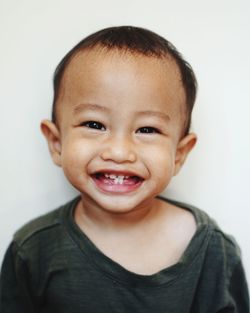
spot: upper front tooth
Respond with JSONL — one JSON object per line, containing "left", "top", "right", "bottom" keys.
{"left": 104, "top": 174, "right": 130, "bottom": 182}
{"left": 118, "top": 176, "right": 125, "bottom": 184}
{"left": 106, "top": 174, "right": 126, "bottom": 180}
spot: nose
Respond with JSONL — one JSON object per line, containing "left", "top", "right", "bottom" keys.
{"left": 100, "top": 135, "right": 137, "bottom": 163}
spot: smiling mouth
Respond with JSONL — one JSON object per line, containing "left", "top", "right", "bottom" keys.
{"left": 91, "top": 172, "right": 144, "bottom": 192}
{"left": 93, "top": 172, "right": 143, "bottom": 185}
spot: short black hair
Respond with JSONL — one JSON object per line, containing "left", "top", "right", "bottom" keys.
{"left": 52, "top": 26, "right": 197, "bottom": 135}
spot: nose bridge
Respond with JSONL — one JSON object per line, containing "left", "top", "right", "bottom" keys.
{"left": 100, "top": 132, "right": 137, "bottom": 163}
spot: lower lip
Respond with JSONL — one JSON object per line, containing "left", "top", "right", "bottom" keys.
{"left": 92, "top": 176, "right": 143, "bottom": 194}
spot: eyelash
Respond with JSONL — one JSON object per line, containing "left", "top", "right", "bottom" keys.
{"left": 81, "top": 121, "right": 106, "bottom": 131}
{"left": 80, "top": 121, "right": 161, "bottom": 134}
{"left": 137, "top": 127, "right": 160, "bottom": 134}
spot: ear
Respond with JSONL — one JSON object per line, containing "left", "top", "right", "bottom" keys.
{"left": 40, "top": 120, "right": 62, "bottom": 167}
{"left": 174, "top": 133, "right": 197, "bottom": 176}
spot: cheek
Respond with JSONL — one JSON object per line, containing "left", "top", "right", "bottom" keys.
{"left": 61, "top": 144, "right": 81, "bottom": 165}
{"left": 144, "top": 144, "right": 176, "bottom": 177}
{"left": 60, "top": 139, "right": 92, "bottom": 176}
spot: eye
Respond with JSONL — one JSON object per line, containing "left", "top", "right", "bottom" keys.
{"left": 137, "top": 127, "right": 160, "bottom": 134}
{"left": 81, "top": 121, "right": 105, "bottom": 131}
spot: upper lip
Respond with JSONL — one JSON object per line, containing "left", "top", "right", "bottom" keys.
{"left": 91, "top": 169, "right": 144, "bottom": 179}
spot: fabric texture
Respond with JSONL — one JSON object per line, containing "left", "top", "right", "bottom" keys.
{"left": 0, "top": 196, "right": 249, "bottom": 313}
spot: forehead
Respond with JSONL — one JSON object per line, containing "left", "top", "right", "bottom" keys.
{"left": 63, "top": 48, "right": 183, "bottom": 86}
{"left": 57, "top": 48, "right": 186, "bottom": 126}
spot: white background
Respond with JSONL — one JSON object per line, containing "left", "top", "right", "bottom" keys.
{"left": 0, "top": 0, "right": 249, "bottom": 285}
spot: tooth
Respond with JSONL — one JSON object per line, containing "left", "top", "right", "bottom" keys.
{"left": 103, "top": 174, "right": 127, "bottom": 184}
{"left": 118, "top": 175, "right": 124, "bottom": 184}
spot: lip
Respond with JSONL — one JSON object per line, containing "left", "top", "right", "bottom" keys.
{"left": 90, "top": 169, "right": 144, "bottom": 194}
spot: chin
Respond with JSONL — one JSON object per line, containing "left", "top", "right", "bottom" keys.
{"left": 96, "top": 199, "right": 142, "bottom": 214}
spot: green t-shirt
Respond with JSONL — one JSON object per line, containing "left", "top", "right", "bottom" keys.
{"left": 0, "top": 196, "right": 249, "bottom": 312}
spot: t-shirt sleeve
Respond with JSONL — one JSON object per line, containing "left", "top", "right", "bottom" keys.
{"left": 226, "top": 259, "right": 250, "bottom": 313}
{"left": 0, "top": 242, "right": 36, "bottom": 313}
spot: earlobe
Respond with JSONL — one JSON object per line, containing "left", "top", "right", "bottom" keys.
{"left": 174, "top": 133, "right": 197, "bottom": 176}
{"left": 40, "top": 120, "right": 62, "bottom": 167}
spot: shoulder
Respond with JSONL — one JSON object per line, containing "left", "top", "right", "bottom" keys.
{"left": 190, "top": 203, "right": 242, "bottom": 265}
{"left": 184, "top": 204, "right": 249, "bottom": 310}
{"left": 14, "top": 206, "right": 62, "bottom": 246}
{"left": 162, "top": 197, "right": 242, "bottom": 267}
{"left": 162, "top": 198, "right": 249, "bottom": 310}
{"left": 5, "top": 197, "right": 80, "bottom": 296}
{"left": 13, "top": 197, "right": 79, "bottom": 248}
{"left": 181, "top": 200, "right": 242, "bottom": 272}
{"left": 206, "top": 221, "right": 242, "bottom": 273}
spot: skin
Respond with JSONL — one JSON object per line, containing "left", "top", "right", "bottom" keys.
{"left": 41, "top": 48, "right": 197, "bottom": 274}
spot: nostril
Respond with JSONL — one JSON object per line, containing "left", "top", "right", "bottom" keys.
{"left": 100, "top": 146, "right": 137, "bottom": 163}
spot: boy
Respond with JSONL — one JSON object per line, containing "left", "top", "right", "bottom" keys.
{"left": 0, "top": 26, "right": 249, "bottom": 312}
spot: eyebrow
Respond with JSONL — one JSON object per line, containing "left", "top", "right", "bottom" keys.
{"left": 73, "top": 103, "right": 110, "bottom": 114}
{"left": 73, "top": 103, "right": 170, "bottom": 122}
{"left": 136, "top": 110, "right": 170, "bottom": 122}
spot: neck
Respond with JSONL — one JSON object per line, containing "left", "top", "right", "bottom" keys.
{"left": 74, "top": 194, "right": 164, "bottom": 233}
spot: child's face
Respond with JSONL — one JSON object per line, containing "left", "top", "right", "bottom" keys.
{"left": 42, "top": 49, "right": 196, "bottom": 214}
